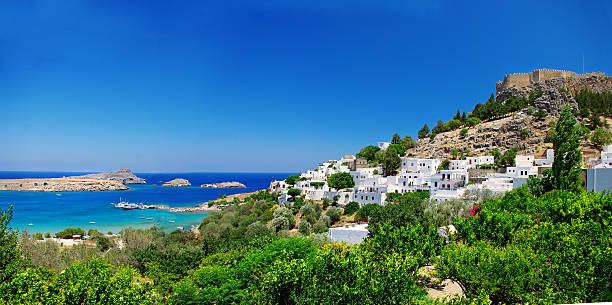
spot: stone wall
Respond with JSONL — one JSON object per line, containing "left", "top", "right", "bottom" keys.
{"left": 496, "top": 69, "right": 606, "bottom": 93}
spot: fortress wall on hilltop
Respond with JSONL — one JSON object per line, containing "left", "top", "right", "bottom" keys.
{"left": 496, "top": 69, "right": 606, "bottom": 94}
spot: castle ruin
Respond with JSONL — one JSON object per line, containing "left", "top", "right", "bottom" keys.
{"left": 496, "top": 69, "right": 605, "bottom": 95}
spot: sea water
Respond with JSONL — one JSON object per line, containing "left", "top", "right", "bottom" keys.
{"left": 0, "top": 172, "right": 292, "bottom": 234}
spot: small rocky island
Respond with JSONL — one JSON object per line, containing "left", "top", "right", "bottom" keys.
{"left": 201, "top": 181, "right": 246, "bottom": 188}
{"left": 72, "top": 168, "right": 146, "bottom": 184}
{"left": 162, "top": 178, "right": 191, "bottom": 187}
{"left": 0, "top": 178, "right": 129, "bottom": 192}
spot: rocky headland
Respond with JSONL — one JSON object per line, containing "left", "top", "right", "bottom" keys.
{"left": 72, "top": 168, "right": 146, "bottom": 184}
{"left": 162, "top": 178, "right": 191, "bottom": 187}
{"left": 200, "top": 181, "right": 246, "bottom": 188}
{"left": 0, "top": 178, "right": 129, "bottom": 192}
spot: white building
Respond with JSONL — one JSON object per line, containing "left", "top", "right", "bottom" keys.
{"left": 466, "top": 156, "right": 495, "bottom": 168}
{"left": 353, "top": 191, "right": 386, "bottom": 206}
{"left": 481, "top": 175, "right": 514, "bottom": 193}
{"left": 601, "top": 145, "right": 612, "bottom": 168}
{"left": 515, "top": 155, "right": 534, "bottom": 167}
{"left": 269, "top": 180, "right": 289, "bottom": 192}
{"left": 400, "top": 158, "right": 440, "bottom": 176}
{"left": 430, "top": 189, "right": 466, "bottom": 202}
{"left": 430, "top": 170, "right": 468, "bottom": 190}
{"left": 535, "top": 149, "right": 554, "bottom": 166}
{"left": 506, "top": 166, "right": 537, "bottom": 178}
{"left": 449, "top": 160, "right": 468, "bottom": 171}
{"left": 328, "top": 223, "right": 369, "bottom": 244}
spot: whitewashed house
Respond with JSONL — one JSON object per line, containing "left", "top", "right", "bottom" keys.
{"left": 535, "top": 149, "right": 554, "bottom": 166}
{"left": 400, "top": 158, "right": 440, "bottom": 176}
{"left": 269, "top": 180, "right": 289, "bottom": 192}
{"left": 449, "top": 160, "right": 469, "bottom": 171}
{"left": 515, "top": 155, "right": 534, "bottom": 167}
{"left": 430, "top": 188, "right": 466, "bottom": 202}
{"left": 430, "top": 170, "right": 469, "bottom": 190}
{"left": 466, "top": 156, "right": 495, "bottom": 168}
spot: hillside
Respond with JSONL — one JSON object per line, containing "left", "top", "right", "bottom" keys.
{"left": 408, "top": 70, "right": 612, "bottom": 163}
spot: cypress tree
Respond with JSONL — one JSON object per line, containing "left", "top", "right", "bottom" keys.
{"left": 418, "top": 124, "right": 430, "bottom": 139}
{"left": 551, "top": 104, "right": 583, "bottom": 192}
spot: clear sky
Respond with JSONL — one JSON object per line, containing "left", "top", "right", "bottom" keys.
{"left": 1, "top": 0, "right": 611, "bottom": 173}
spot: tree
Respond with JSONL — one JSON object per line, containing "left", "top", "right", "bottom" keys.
{"left": 465, "top": 116, "right": 481, "bottom": 127}
{"left": 432, "top": 120, "right": 445, "bottom": 134}
{"left": 450, "top": 148, "right": 459, "bottom": 160}
{"left": 590, "top": 128, "right": 612, "bottom": 149}
{"left": 356, "top": 145, "right": 380, "bottom": 162}
{"left": 453, "top": 110, "right": 461, "bottom": 121}
{"left": 0, "top": 206, "right": 24, "bottom": 295}
{"left": 382, "top": 148, "right": 401, "bottom": 176}
{"left": 438, "top": 159, "right": 450, "bottom": 170}
{"left": 550, "top": 104, "right": 583, "bottom": 192}
{"left": 402, "top": 135, "right": 417, "bottom": 149}
{"left": 418, "top": 124, "right": 430, "bottom": 139}
{"left": 287, "top": 188, "right": 301, "bottom": 201}
{"left": 460, "top": 128, "right": 468, "bottom": 137}
{"left": 461, "top": 112, "right": 467, "bottom": 122}
{"left": 327, "top": 172, "right": 355, "bottom": 190}
{"left": 284, "top": 175, "right": 300, "bottom": 186}
{"left": 387, "top": 143, "right": 406, "bottom": 156}
{"left": 343, "top": 202, "right": 359, "bottom": 215}
{"left": 391, "top": 133, "right": 402, "bottom": 144}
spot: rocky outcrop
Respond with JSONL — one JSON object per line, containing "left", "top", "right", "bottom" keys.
{"left": 0, "top": 178, "right": 129, "bottom": 192}
{"left": 407, "top": 112, "right": 601, "bottom": 164}
{"left": 73, "top": 168, "right": 146, "bottom": 184}
{"left": 201, "top": 181, "right": 246, "bottom": 188}
{"left": 162, "top": 178, "right": 191, "bottom": 187}
{"left": 496, "top": 75, "right": 612, "bottom": 116}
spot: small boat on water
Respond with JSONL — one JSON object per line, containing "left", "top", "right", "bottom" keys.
{"left": 28, "top": 223, "right": 33, "bottom": 226}
{"left": 146, "top": 217, "right": 153, "bottom": 220}
{"left": 176, "top": 226, "right": 184, "bottom": 230}
{"left": 111, "top": 197, "right": 145, "bottom": 210}
{"left": 56, "top": 194, "right": 61, "bottom": 196}
{"left": 89, "top": 222, "right": 96, "bottom": 224}
{"left": 140, "top": 217, "right": 146, "bottom": 219}
{"left": 169, "top": 220, "right": 175, "bottom": 223}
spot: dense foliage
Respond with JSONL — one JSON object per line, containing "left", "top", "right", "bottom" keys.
{"left": 437, "top": 188, "right": 612, "bottom": 304}
{"left": 327, "top": 172, "right": 355, "bottom": 189}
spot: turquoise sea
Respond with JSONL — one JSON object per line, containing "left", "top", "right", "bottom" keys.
{"left": 0, "top": 172, "right": 292, "bottom": 234}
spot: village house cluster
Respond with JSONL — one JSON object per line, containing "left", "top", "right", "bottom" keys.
{"left": 270, "top": 143, "right": 612, "bottom": 207}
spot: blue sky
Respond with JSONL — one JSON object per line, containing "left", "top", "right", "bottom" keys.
{"left": 1, "top": 0, "right": 611, "bottom": 172}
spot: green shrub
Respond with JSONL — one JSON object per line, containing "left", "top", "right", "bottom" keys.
{"left": 343, "top": 201, "right": 359, "bottom": 215}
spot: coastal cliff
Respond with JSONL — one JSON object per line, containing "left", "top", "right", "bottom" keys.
{"left": 201, "top": 181, "right": 246, "bottom": 188}
{"left": 72, "top": 168, "right": 146, "bottom": 184}
{"left": 162, "top": 178, "right": 191, "bottom": 187}
{"left": 0, "top": 178, "right": 129, "bottom": 192}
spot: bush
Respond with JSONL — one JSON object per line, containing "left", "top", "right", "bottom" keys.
{"left": 437, "top": 189, "right": 612, "bottom": 303}
{"left": 325, "top": 207, "right": 342, "bottom": 224}
{"left": 298, "top": 221, "right": 312, "bottom": 235}
{"left": 343, "top": 201, "right": 359, "bottom": 215}
{"left": 460, "top": 128, "right": 468, "bottom": 137}
{"left": 56, "top": 228, "right": 86, "bottom": 238}
{"left": 355, "top": 204, "right": 380, "bottom": 220}
{"left": 590, "top": 127, "right": 612, "bottom": 149}
{"left": 321, "top": 198, "right": 330, "bottom": 209}
{"left": 44, "top": 232, "right": 51, "bottom": 239}
{"left": 33, "top": 232, "right": 43, "bottom": 240}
